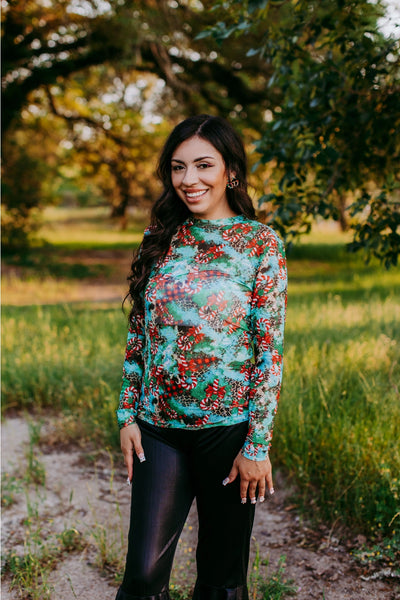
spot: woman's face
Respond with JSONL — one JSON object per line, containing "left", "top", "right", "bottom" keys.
{"left": 171, "top": 136, "right": 236, "bottom": 220}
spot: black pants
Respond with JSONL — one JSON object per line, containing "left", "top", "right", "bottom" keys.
{"left": 116, "top": 419, "right": 255, "bottom": 600}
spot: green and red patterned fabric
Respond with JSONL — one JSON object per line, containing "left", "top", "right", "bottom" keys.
{"left": 117, "top": 214, "right": 287, "bottom": 460}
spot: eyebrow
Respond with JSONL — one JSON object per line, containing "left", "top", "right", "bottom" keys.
{"left": 171, "top": 156, "right": 215, "bottom": 164}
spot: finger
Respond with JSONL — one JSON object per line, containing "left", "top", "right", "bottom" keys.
{"left": 133, "top": 440, "right": 146, "bottom": 463}
{"left": 240, "top": 478, "right": 249, "bottom": 504}
{"left": 265, "top": 463, "right": 274, "bottom": 495}
{"left": 248, "top": 481, "right": 258, "bottom": 504}
{"left": 125, "top": 450, "right": 134, "bottom": 482}
{"left": 258, "top": 477, "right": 266, "bottom": 503}
{"left": 222, "top": 463, "right": 239, "bottom": 486}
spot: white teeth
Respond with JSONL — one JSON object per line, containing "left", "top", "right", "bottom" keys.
{"left": 186, "top": 190, "right": 207, "bottom": 198}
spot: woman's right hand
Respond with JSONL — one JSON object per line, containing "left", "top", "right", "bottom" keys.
{"left": 120, "top": 423, "right": 145, "bottom": 483}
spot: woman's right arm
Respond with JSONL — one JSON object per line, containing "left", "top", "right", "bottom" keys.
{"left": 116, "top": 310, "right": 145, "bottom": 426}
{"left": 116, "top": 310, "right": 146, "bottom": 481}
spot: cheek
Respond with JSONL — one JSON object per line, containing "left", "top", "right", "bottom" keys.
{"left": 214, "top": 173, "right": 228, "bottom": 190}
{"left": 214, "top": 167, "right": 228, "bottom": 187}
{"left": 201, "top": 171, "right": 225, "bottom": 187}
{"left": 171, "top": 173, "right": 181, "bottom": 189}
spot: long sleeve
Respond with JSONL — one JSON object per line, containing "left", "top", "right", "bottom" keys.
{"left": 116, "top": 309, "right": 145, "bottom": 429}
{"left": 241, "top": 235, "right": 287, "bottom": 460}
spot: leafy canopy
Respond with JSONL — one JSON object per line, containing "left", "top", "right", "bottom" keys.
{"left": 200, "top": 0, "right": 400, "bottom": 266}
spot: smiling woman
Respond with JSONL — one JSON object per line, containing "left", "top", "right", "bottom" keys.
{"left": 170, "top": 137, "right": 237, "bottom": 220}
{"left": 115, "top": 115, "right": 287, "bottom": 600}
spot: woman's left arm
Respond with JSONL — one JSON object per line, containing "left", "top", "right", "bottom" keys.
{"left": 223, "top": 232, "right": 287, "bottom": 501}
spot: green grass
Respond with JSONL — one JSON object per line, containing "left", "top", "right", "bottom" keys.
{"left": 1, "top": 303, "right": 125, "bottom": 449}
{"left": 1, "top": 423, "right": 86, "bottom": 599}
{"left": 249, "top": 550, "right": 296, "bottom": 600}
{"left": 276, "top": 238, "right": 400, "bottom": 546}
{"left": 277, "top": 292, "right": 399, "bottom": 534}
{"left": 1, "top": 425, "right": 123, "bottom": 597}
{"left": 2, "top": 211, "right": 400, "bottom": 551}
{"left": 3, "top": 496, "right": 86, "bottom": 599}
{"left": 168, "top": 552, "right": 296, "bottom": 600}
{"left": 37, "top": 205, "right": 147, "bottom": 249}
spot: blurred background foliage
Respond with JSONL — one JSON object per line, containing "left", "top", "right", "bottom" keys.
{"left": 2, "top": 0, "right": 399, "bottom": 263}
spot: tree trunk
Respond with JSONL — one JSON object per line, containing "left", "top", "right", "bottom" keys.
{"left": 108, "top": 163, "right": 131, "bottom": 230}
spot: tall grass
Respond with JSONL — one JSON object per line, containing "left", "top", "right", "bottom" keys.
{"left": 1, "top": 303, "right": 126, "bottom": 449}
{"left": 277, "top": 291, "right": 399, "bottom": 536}
{"left": 277, "top": 238, "right": 400, "bottom": 538}
{"left": 2, "top": 222, "right": 400, "bottom": 541}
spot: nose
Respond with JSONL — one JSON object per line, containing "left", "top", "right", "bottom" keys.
{"left": 182, "top": 165, "right": 199, "bottom": 186}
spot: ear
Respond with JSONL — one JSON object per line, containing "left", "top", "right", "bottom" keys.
{"left": 226, "top": 171, "right": 236, "bottom": 185}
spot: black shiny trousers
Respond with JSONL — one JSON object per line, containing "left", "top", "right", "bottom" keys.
{"left": 115, "top": 419, "right": 255, "bottom": 600}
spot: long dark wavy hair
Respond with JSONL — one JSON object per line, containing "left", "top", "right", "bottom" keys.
{"left": 125, "top": 114, "right": 256, "bottom": 320}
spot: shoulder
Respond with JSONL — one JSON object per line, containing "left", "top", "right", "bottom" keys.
{"left": 143, "top": 225, "right": 157, "bottom": 237}
{"left": 246, "top": 219, "right": 282, "bottom": 240}
{"left": 241, "top": 218, "right": 285, "bottom": 254}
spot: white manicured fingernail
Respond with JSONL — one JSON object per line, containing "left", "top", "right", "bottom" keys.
{"left": 241, "top": 498, "right": 247, "bottom": 504}
{"left": 138, "top": 453, "right": 146, "bottom": 463}
{"left": 269, "top": 487, "right": 275, "bottom": 495}
{"left": 259, "top": 496, "right": 265, "bottom": 503}
{"left": 250, "top": 497, "right": 257, "bottom": 504}
{"left": 126, "top": 477, "right": 131, "bottom": 486}
{"left": 222, "top": 478, "right": 230, "bottom": 486}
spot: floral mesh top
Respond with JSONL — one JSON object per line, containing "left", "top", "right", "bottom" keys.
{"left": 117, "top": 214, "right": 287, "bottom": 460}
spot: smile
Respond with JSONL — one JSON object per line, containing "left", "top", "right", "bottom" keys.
{"left": 185, "top": 190, "right": 208, "bottom": 199}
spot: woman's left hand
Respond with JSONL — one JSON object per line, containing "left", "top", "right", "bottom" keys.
{"left": 222, "top": 452, "right": 274, "bottom": 503}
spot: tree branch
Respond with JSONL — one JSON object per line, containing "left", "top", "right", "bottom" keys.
{"left": 44, "top": 86, "right": 127, "bottom": 146}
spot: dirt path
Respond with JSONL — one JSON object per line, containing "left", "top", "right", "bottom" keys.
{"left": 1, "top": 416, "right": 398, "bottom": 600}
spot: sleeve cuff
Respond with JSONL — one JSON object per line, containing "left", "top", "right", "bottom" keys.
{"left": 241, "top": 440, "right": 270, "bottom": 461}
{"left": 116, "top": 409, "right": 137, "bottom": 429}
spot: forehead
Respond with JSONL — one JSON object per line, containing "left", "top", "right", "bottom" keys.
{"left": 172, "top": 136, "right": 224, "bottom": 162}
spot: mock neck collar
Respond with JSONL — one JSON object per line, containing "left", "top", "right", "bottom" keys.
{"left": 185, "top": 214, "right": 247, "bottom": 228}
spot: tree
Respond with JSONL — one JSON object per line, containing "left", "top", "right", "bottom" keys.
{"left": 2, "top": 0, "right": 133, "bottom": 134}
{"left": 1, "top": 0, "right": 275, "bottom": 135}
{"left": 2, "top": 0, "right": 276, "bottom": 249}
{"left": 43, "top": 68, "right": 172, "bottom": 224}
{"left": 201, "top": 0, "right": 400, "bottom": 266}
{"left": 2, "top": 136, "right": 47, "bottom": 253}
{"left": 4, "top": 0, "right": 399, "bottom": 263}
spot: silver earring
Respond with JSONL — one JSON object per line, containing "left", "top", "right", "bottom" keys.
{"left": 227, "top": 177, "right": 239, "bottom": 189}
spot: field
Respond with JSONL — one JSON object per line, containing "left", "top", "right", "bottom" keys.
{"left": 2, "top": 207, "right": 400, "bottom": 598}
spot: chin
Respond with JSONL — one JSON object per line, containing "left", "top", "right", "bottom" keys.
{"left": 186, "top": 205, "right": 209, "bottom": 216}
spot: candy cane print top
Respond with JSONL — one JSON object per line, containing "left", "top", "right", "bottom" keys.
{"left": 117, "top": 214, "right": 287, "bottom": 460}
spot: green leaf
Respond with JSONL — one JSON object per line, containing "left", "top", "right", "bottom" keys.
{"left": 246, "top": 47, "right": 261, "bottom": 57}
{"left": 248, "top": 0, "right": 269, "bottom": 15}
{"left": 194, "top": 29, "right": 213, "bottom": 41}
